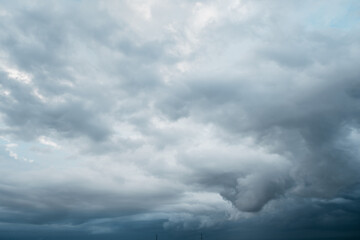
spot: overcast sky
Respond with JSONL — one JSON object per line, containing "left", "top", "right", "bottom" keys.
{"left": 0, "top": 0, "right": 360, "bottom": 239}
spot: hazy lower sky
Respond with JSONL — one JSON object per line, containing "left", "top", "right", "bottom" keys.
{"left": 1, "top": 0, "right": 360, "bottom": 239}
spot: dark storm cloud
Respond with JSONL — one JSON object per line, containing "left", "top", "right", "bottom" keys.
{"left": 154, "top": 9, "right": 360, "bottom": 210}
{"left": 0, "top": 0, "right": 360, "bottom": 239}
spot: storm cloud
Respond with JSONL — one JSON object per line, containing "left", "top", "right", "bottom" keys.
{"left": 1, "top": 0, "right": 360, "bottom": 239}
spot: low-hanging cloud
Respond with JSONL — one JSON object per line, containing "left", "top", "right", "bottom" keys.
{"left": 0, "top": 0, "right": 360, "bottom": 239}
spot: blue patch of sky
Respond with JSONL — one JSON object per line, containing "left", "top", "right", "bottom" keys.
{"left": 304, "top": 1, "right": 360, "bottom": 30}
{"left": 0, "top": 137, "right": 74, "bottom": 169}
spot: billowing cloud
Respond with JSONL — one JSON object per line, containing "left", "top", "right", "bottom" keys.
{"left": 1, "top": 0, "right": 360, "bottom": 239}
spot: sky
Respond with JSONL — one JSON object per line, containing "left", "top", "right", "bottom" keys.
{"left": 0, "top": 0, "right": 360, "bottom": 239}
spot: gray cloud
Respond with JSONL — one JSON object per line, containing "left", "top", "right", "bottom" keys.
{"left": 0, "top": 0, "right": 360, "bottom": 239}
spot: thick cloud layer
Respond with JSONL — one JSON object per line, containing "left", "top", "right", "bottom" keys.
{"left": 1, "top": 0, "right": 360, "bottom": 239}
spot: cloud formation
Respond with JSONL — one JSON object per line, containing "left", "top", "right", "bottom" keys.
{"left": 0, "top": 0, "right": 360, "bottom": 239}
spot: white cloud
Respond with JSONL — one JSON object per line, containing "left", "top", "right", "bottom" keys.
{"left": 0, "top": 64, "right": 32, "bottom": 84}
{"left": 38, "top": 136, "right": 60, "bottom": 149}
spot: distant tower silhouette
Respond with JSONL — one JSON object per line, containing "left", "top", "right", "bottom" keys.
{"left": 201, "top": 232, "right": 203, "bottom": 240}
{"left": 156, "top": 234, "right": 158, "bottom": 240}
